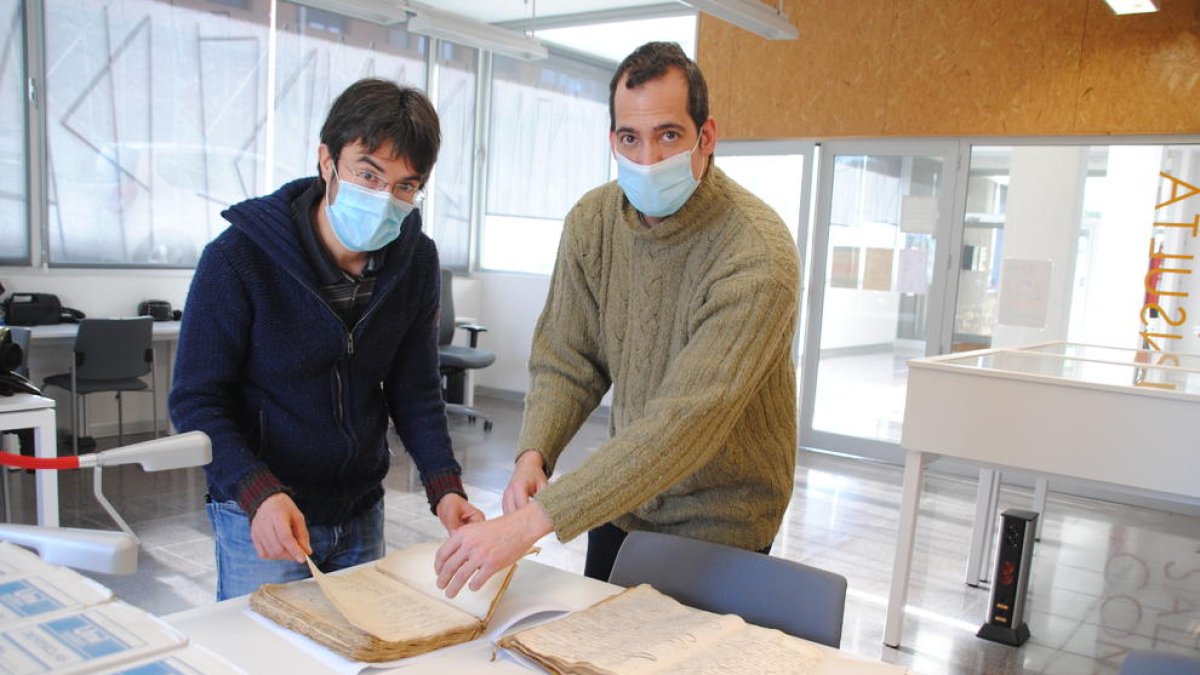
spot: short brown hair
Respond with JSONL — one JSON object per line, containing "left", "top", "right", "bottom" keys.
{"left": 609, "top": 42, "right": 708, "bottom": 132}
{"left": 316, "top": 78, "right": 440, "bottom": 190}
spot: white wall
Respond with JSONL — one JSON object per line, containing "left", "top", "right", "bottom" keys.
{"left": 1073, "top": 146, "right": 1162, "bottom": 349}
{"left": 3, "top": 268, "right": 194, "bottom": 437}
{"left": 468, "top": 271, "right": 548, "bottom": 396}
{"left": 992, "top": 147, "right": 1088, "bottom": 347}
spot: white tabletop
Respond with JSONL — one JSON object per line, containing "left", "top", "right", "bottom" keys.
{"left": 0, "top": 392, "right": 56, "bottom": 414}
{"left": 28, "top": 320, "right": 182, "bottom": 345}
{"left": 167, "top": 559, "right": 905, "bottom": 674}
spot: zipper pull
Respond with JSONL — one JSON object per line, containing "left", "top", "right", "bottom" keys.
{"left": 347, "top": 332, "right": 355, "bottom": 355}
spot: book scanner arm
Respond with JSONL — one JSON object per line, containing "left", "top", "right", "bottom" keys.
{"left": 0, "top": 431, "right": 211, "bottom": 574}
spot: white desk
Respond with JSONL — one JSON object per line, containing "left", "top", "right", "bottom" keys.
{"left": 884, "top": 342, "right": 1200, "bottom": 647}
{"left": 169, "top": 560, "right": 906, "bottom": 674}
{"left": 28, "top": 320, "right": 182, "bottom": 346}
{"left": 0, "top": 393, "right": 58, "bottom": 527}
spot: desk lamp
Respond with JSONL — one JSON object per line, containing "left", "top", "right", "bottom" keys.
{"left": 0, "top": 431, "right": 211, "bottom": 574}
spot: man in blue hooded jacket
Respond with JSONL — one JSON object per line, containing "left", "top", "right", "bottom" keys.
{"left": 170, "top": 79, "right": 482, "bottom": 600}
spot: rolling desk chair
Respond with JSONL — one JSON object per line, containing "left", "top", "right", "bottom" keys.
{"left": 438, "top": 269, "right": 495, "bottom": 431}
{"left": 608, "top": 530, "right": 849, "bottom": 648}
{"left": 42, "top": 317, "right": 157, "bottom": 455}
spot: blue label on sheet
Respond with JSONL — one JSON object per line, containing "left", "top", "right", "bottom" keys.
{"left": 0, "top": 580, "right": 64, "bottom": 618}
{"left": 117, "top": 662, "right": 185, "bottom": 675}
{"left": 43, "top": 614, "right": 129, "bottom": 658}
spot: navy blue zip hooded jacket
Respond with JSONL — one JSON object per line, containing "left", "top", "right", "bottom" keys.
{"left": 169, "top": 178, "right": 463, "bottom": 525}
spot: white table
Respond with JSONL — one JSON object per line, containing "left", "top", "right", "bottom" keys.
{"left": 27, "top": 320, "right": 182, "bottom": 346}
{"left": 0, "top": 393, "right": 58, "bottom": 527}
{"left": 168, "top": 559, "right": 906, "bottom": 674}
{"left": 884, "top": 342, "right": 1200, "bottom": 647}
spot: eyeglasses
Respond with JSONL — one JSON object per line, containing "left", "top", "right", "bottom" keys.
{"left": 336, "top": 164, "right": 424, "bottom": 203}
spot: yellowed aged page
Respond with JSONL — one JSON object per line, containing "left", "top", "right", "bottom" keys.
{"left": 307, "top": 558, "right": 477, "bottom": 643}
{"left": 501, "top": 584, "right": 744, "bottom": 675}
{"left": 374, "top": 541, "right": 519, "bottom": 622}
{"left": 658, "top": 623, "right": 823, "bottom": 674}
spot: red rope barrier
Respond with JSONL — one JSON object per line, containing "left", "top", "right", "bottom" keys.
{"left": 0, "top": 452, "right": 80, "bottom": 470}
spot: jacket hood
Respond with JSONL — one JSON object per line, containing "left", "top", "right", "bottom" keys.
{"left": 220, "top": 177, "right": 426, "bottom": 288}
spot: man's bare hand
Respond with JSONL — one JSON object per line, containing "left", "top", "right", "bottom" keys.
{"left": 434, "top": 501, "right": 554, "bottom": 598}
{"left": 502, "top": 450, "right": 548, "bottom": 514}
{"left": 250, "top": 493, "right": 311, "bottom": 563}
{"left": 436, "top": 493, "right": 485, "bottom": 532}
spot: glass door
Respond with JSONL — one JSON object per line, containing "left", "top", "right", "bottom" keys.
{"left": 800, "top": 140, "right": 961, "bottom": 461}
{"left": 715, "top": 140, "right": 816, "bottom": 401}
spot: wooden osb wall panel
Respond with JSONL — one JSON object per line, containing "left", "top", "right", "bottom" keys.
{"left": 697, "top": 0, "right": 1200, "bottom": 139}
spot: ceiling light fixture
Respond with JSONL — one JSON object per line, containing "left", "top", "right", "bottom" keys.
{"left": 683, "top": 0, "right": 799, "bottom": 40}
{"left": 406, "top": 5, "right": 548, "bottom": 61}
{"left": 294, "top": 0, "right": 408, "bottom": 25}
{"left": 1103, "top": 0, "right": 1159, "bottom": 14}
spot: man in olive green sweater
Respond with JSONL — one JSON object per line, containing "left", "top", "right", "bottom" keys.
{"left": 435, "top": 42, "right": 799, "bottom": 596}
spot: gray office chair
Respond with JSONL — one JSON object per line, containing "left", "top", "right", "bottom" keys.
{"left": 42, "top": 317, "right": 157, "bottom": 455}
{"left": 8, "top": 326, "right": 31, "bottom": 378}
{"left": 608, "top": 530, "right": 849, "bottom": 648}
{"left": 1120, "top": 650, "right": 1200, "bottom": 675}
{"left": 437, "top": 269, "right": 495, "bottom": 431}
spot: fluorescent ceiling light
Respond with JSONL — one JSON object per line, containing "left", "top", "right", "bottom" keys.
{"left": 407, "top": 5, "right": 549, "bottom": 61}
{"left": 292, "top": 0, "right": 408, "bottom": 25}
{"left": 683, "top": 0, "right": 798, "bottom": 40}
{"left": 1103, "top": 0, "right": 1159, "bottom": 14}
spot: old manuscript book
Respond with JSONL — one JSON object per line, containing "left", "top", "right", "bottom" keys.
{"left": 249, "top": 541, "right": 520, "bottom": 663}
{"left": 500, "top": 584, "right": 824, "bottom": 675}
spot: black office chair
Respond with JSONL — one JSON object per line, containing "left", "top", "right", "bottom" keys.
{"left": 608, "top": 530, "right": 849, "bottom": 648}
{"left": 42, "top": 317, "right": 158, "bottom": 455}
{"left": 437, "top": 269, "right": 495, "bottom": 431}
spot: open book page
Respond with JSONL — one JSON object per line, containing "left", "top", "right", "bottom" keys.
{"left": 373, "top": 541, "right": 520, "bottom": 623}
{"left": 0, "top": 600, "right": 186, "bottom": 675}
{"left": 0, "top": 567, "right": 113, "bottom": 627}
{"left": 657, "top": 622, "right": 823, "bottom": 675}
{"left": 305, "top": 557, "right": 478, "bottom": 643}
{"left": 500, "top": 584, "right": 744, "bottom": 675}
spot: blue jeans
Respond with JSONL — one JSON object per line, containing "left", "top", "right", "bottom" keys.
{"left": 206, "top": 497, "right": 385, "bottom": 600}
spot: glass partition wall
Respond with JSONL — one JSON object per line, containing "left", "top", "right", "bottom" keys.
{"left": 800, "top": 139, "right": 1200, "bottom": 464}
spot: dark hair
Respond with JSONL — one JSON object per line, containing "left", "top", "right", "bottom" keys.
{"left": 608, "top": 42, "right": 708, "bottom": 132}
{"left": 316, "top": 78, "right": 440, "bottom": 191}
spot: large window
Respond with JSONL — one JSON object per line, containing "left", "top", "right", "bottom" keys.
{"left": 479, "top": 53, "right": 611, "bottom": 275}
{"left": 1, "top": 0, "right": 27, "bottom": 264}
{"left": 429, "top": 40, "right": 476, "bottom": 271}
{"left": 43, "top": 0, "right": 270, "bottom": 266}
{"left": 273, "top": 2, "right": 427, "bottom": 186}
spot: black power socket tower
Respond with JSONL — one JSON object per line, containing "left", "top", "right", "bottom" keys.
{"left": 977, "top": 508, "right": 1039, "bottom": 646}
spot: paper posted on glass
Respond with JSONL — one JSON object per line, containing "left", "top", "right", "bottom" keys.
{"left": 998, "top": 259, "right": 1053, "bottom": 328}
{"left": 249, "top": 541, "right": 549, "bottom": 667}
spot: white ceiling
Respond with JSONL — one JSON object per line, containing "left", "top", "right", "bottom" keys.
{"left": 423, "top": 0, "right": 685, "bottom": 25}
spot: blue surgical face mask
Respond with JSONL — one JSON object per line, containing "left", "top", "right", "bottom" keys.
{"left": 614, "top": 137, "right": 702, "bottom": 218}
{"left": 324, "top": 165, "right": 413, "bottom": 252}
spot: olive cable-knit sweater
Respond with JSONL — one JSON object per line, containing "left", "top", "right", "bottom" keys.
{"left": 519, "top": 166, "right": 801, "bottom": 550}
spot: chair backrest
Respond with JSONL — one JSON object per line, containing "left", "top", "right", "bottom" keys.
{"left": 8, "top": 326, "right": 31, "bottom": 378}
{"left": 73, "top": 317, "right": 154, "bottom": 381}
{"left": 1120, "top": 650, "right": 1200, "bottom": 675}
{"left": 438, "top": 268, "right": 456, "bottom": 347}
{"left": 608, "top": 530, "right": 848, "bottom": 648}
